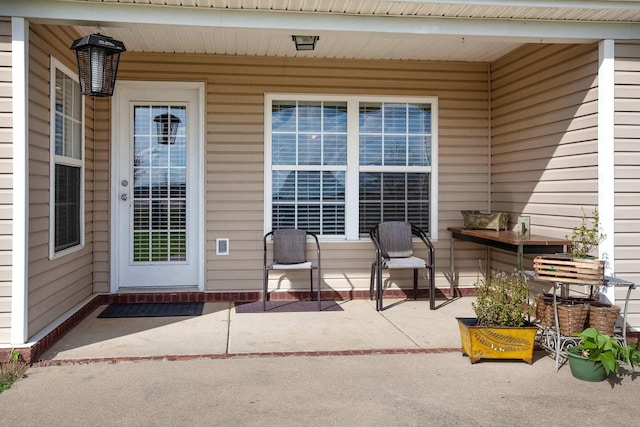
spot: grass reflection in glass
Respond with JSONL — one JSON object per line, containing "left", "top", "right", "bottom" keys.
{"left": 133, "top": 231, "right": 186, "bottom": 262}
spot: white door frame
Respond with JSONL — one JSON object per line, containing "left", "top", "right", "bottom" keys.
{"left": 110, "top": 81, "right": 205, "bottom": 292}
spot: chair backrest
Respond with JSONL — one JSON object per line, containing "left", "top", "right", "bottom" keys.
{"left": 378, "top": 222, "right": 413, "bottom": 258}
{"left": 272, "top": 229, "right": 308, "bottom": 264}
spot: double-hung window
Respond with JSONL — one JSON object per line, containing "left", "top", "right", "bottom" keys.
{"left": 265, "top": 94, "right": 437, "bottom": 240}
{"left": 50, "top": 58, "right": 84, "bottom": 257}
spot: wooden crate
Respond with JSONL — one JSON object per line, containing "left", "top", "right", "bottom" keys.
{"left": 533, "top": 255, "right": 604, "bottom": 285}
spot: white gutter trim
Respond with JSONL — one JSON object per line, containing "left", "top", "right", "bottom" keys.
{"left": 10, "top": 17, "right": 29, "bottom": 345}
{"left": 598, "top": 39, "right": 615, "bottom": 303}
{"left": 4, "top": 1, "right": 640, "bottom": 41}
{"left": 388, "top": 0, "right": 640, "bottom": 9}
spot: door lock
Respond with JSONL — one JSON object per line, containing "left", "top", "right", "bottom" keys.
{"left": 120, "top": 194, "right": 128, "bottom": 201}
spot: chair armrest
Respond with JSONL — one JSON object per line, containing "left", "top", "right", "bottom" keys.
{"left": 369, "top": 226, "right": 384, "bottom": 261}
{"left": 263, "top": 231, "right": 274, "bottom": 267}
{"left": 411, "top": 224, "right": 435, "bottom": 266}
{"left": 306, "top": 231, "right": 321, "bottom": 269}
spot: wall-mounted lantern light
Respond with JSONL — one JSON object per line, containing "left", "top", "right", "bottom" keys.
{"left": 292, "top": 35, "right": 319, "bottom": 51}
{"left": 154, "top": 113, "right": 181, "bottom": 145}
{"left": 70, "top": 33, "right": 126, "bottom": 97}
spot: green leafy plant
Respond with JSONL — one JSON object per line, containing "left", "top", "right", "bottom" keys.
{"left": 572, "top": 327, "right": 640, "bottom": 376}
{"left": 472, "top": 272, "right": 534, "bottom": 327}
{"left": 566, "top": 209, "right": 606, "bottom": 258}
{"left": 0, "top": 350, "right": 28, "bottom": 393}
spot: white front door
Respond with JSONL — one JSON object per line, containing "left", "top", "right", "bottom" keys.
{"left": 112, "top": 82, "right": 203, "bottom": 289}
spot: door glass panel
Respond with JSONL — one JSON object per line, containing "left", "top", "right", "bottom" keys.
{"left": 132, "top": 105, "right": 187, "bottom": 262}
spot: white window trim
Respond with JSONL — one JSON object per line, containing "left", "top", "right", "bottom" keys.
{"left": 264, "top": 93, "right": 439, "bottom": 241}
{"left": 49, "top": 56, "right": 85, "bottom": 259}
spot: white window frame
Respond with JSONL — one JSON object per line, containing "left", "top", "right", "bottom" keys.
{"left": 264, "top": 93, "right": 438, "bottom": 241}
{"left": 49, "top": 57, "right": 85, "bottom": 259}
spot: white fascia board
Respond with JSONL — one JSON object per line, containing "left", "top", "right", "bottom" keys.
{"left": 4, "top": 0, "right": 640, "bottom": 41}
{"left": 390, "top": 0, "right": 640, "bottom": 9}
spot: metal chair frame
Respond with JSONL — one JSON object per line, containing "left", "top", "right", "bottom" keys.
{"left": 370, "top": 222, "right": 436, "bottom": 311}
{"left": 263, "top": 229, "right": 321, "bottom": 311}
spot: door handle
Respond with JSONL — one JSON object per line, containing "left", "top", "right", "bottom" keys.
{"left": 120, "top": 194, "right": 129, "bottom": 201}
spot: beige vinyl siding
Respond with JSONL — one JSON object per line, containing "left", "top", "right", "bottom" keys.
{"left": 27, "top": 24, "right": 94, "bottom": 337}
{"left": 614, "top": 41, "right": 640, "bottom": 331}
{"left": 91, "top": 97, "right": 110, "bottom": 293}
{"left": 0, "top": 18, "right": 12, "bottom": 343}
{"left": 489, "top": 43, "right": 599, "bottom": 277}
{"left": 101, "top": 53, "right": 491, "bottom": 293}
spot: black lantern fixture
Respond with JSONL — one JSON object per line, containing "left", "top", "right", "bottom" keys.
{"left": 70, "top": 33, "right": 126, "bottom": 97}
{"left": 154, "top": 113, "right": 181, "bottom": 145}
{"left": 292, "top": 35, "right": 319, "bottom": 51}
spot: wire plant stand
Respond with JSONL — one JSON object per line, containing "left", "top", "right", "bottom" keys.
{"left": 534, "top": 276, "right": 636, "bottom": 372}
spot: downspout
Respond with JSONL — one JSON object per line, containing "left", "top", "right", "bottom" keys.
{"left": 11, "top": 17, "right": 29, "bottom": 345}
{"left": 486, "top": 64, "right": 492, "bottom": 276}
{"left": 92, "top": 99, "right": 96, "bottom": 293}
{"left": 598, "top": 40, "right": 616, "bottom": 303}
{"left": 487, "top": 64, "right": 492, "bottom": 212}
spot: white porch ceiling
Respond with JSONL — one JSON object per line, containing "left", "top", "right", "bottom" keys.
{"left": 9, "top": 0, "right": 640, "bottom": 62}
{"left": 72, "top": 25, "right": 528, "bottom": 62}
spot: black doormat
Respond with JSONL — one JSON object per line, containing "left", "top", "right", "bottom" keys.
{"left": 98, "top": 302, "right": 204, "bottom": 318}
{"left": 235, "top": 301, "right": 343, "bottom": 313}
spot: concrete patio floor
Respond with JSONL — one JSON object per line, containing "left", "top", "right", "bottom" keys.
{"left": 39, "top": 297, "right": 473, "bottom": 363}
{"left": 6, "top": 296, "right": 640, "bottom": 426}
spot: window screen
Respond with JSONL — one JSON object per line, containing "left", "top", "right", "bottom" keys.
{"left": 54, "top": 164, "right": 81, "bottom": 251}
{"left": 271, "top": 101, "right": 347, "bottom": 234}
{"left": 51, "top": 60, "right": 83, "bottom": 256}
{"left": 358, "top": 103, "right": 431, "bottom": 235}
{"left": 268, "top": 97, "right": 435, "bottom": 239}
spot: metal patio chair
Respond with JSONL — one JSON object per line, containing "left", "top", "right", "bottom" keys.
{"left": 263, "top": 229, "right": 321, "bottom": 311}
{"left": 370, "top": 222, "right": 435, "bottom": 311}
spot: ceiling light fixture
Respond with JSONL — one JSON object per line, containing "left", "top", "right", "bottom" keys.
{"left": 292, "top": 35, "right": 319, "bottom": 51}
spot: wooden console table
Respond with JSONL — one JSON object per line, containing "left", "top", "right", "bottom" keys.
{"left": 448, "top": 227, "right": 569, "bottom": 283}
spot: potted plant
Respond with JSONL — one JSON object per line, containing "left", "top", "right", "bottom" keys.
{"left": 457, "top": 271, "right": 537, "bottom": 364}
{"left": 566, "top": 327, "right": 640, "bottom": 382}
{"left": 566, "top": 209, "right": 606, "bottom": 259}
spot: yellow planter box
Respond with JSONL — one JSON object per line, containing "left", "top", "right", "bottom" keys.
{"left": 457, "top": 318, "right": 538, "bottom": 364}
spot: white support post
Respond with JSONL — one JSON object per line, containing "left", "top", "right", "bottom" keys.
{"left": 11, "top": 17, "right": 29, "bottom": 345}
{"left": 598, "top": 39, "right": 615, "bottom": 304}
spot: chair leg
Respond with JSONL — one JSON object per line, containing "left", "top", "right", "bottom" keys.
{"left": 263, "top": 269, "right": 268, "bottom": 312}
{"left": 413, "top": 269, "right": 418, "bottom": 300}
{"left": 370, "top": 262, "right": 376, "bottom": 300}
{"left": 429, "top": 266, "right": 435, "bottom": 310}
{"left": 316, "top": 267, "right": 321, "bottom": 311}
{"left": 376, "top": 263, "right": 383, "bottom": 311}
